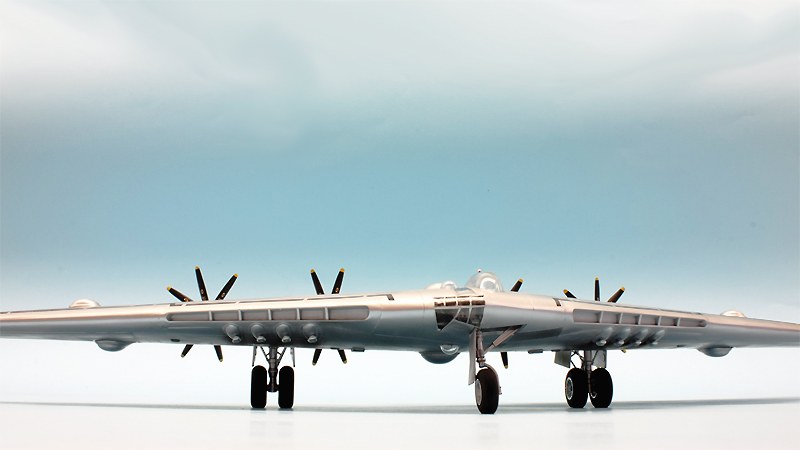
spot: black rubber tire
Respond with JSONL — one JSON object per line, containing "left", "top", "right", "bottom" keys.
{"left": 590, "top": 368, "right": 613, "bottom": 408}
{"left": 278, "top": 366, "right": 295, "bottom": 409}
{"left": 250, "top": 365, "right": 268, "bottom": 409}
{"left": 475, "top": 368, "right": 500, "bottom": 414}
{"left": 565, "top": 368, "right": 588, "bottom": 408}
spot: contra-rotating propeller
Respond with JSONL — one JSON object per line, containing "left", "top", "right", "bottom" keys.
{"left": 167, "top": 266, "right": 238, "bottom": 362}
{"left": 563, "top": 277, "right": 624, "bottom": 303}
{"left": 310, "top": 268, "right": 348, "bottom": 365}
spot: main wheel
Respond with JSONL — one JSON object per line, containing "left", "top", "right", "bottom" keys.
{"left": 251, "top": 365, "right": 268, "bottom": 409}
{"left": 475, "top": 368, "right": 500, "bottom": 414}
{"left": 278, "top": 366, "right": 295, "bottom": 409}
{"left": 589, "top": 368, "right": 613, "bottom": 408}
{"left": 565, "top": 368, "right": 588, "bottom": 408}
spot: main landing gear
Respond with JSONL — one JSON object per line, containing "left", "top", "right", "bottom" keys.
{"left": 250, "top": 346, "right": 295, "bottom": 409}
{"left": 564, "top": 350, "right": 613, "bottom": 409}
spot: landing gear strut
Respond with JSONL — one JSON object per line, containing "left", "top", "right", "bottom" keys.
{"left": 563, "top": 350, "right": 613, "bottom": 409}
{"left": 250, "top": 346, "right": 295, "bottom": 409}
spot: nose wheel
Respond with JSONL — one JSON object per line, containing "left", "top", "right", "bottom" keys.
{"left": 475, "top": 368, "right": 500, "bottom": 414}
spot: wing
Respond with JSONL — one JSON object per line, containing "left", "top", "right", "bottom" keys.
{"left": 2, "top": 292, "right": 798, "bottom": 357}
{"left": 493, "top": 295, "right": 800, "bottom": 354}
{"left": 0, "top": 296, "right": 388, "bottom": 352}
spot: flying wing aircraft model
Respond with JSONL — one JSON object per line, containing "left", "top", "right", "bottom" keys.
{"left": 1, "top": 267, "right": 798, "bottom": 414}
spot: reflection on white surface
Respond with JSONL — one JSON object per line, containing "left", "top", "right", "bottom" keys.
{"left": 1, "top": 399, "right": 798, "bottom": 450}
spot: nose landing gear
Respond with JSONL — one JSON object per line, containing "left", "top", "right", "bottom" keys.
{"left": 469, "top": 329, "right": 501, "bottom": 414}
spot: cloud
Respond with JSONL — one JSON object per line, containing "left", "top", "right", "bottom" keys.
{"left": 4, "top": 2, "right": 796, "bottom": 99}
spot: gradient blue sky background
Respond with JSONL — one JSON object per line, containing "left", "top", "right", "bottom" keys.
{"left": 2, "top": 1, "right": 797, "bottom": 314}
{"left": 0, "top": 1, "right": 798, "bottom": 406}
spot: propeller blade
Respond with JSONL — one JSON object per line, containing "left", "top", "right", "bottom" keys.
{"left": 312, "top": 348, "right": 322, "bottom": 365}
{"left": 608, "top": 287, "right": 625, "bottom": 303}
{"left": 180, "top": 344, "right": 194, "bottom": 358}
{"left": 167, "top": 286, "right": 193, "bottom": 303}
{"left": 214, "top": 345, "right": 223, "bottom": 362}
{"left": 510, "top": 279, "right": 523, "bottom": 292}
{"left": 215, "top": 274, "right": 238, "bottom": 300}
{"left": 563, "top": 289, "right": 576, "bottom": 299}
{"left": 310, "top": 269, "right": 325, "bottom": 295}
{"left": 501, "top": 351, "right": 509, "bottom": 369}
{"left": 337, "top": 349, "right": 348, "bottom": 364}
{"left": 331, "top": 268, "right": 345, "bottom": 295}
{"left": 594, "top": 277, "right": 600, "bottom": 301}
{"left": 195, "top": 266, "right": 209, "bottom": 301}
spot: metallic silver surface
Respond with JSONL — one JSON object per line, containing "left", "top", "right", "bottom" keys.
{"left": 1, "top": 276, "right": 798, "bottom": 357}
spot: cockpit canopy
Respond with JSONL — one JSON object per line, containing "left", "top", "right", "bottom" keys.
{"left": 465, "top": 270, "right": 504, "bottom": 292}
{"left": 426, "top": 270, "right": 505, "bottom": 292}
